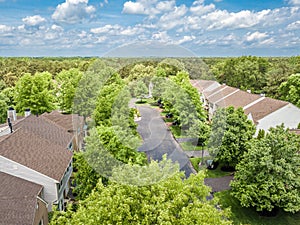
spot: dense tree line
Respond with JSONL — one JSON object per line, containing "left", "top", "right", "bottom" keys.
{"left": 50, "top": 158, "right": 232, "bottom": 225}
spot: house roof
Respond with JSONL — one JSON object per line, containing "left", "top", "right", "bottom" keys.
{"left": 204, "top": 85, "right": 226, "bottom": 98}
{"left": 244, "top": 98, "right": 289, "bottom": 123}
{"left": 216, "top": 90, "right": 262, "bottom": 108}
{"left": 41, "top": 110, "right": 84, "bottom": 132}
{"left": 290, "top": 129, "right": 300, "bottom": 135}
{"left": 0, "top": 115, "right": 73, "bottom": 181}
{"left": 0, "top": 172, "right": 43, "bottom": 225}
{"left": 207, "top": 86, "right": 238, "bottom": 103}
{"left": 190, "top": 80, "right": 220, "bottom": 92}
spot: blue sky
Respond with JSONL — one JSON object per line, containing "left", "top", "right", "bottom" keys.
{"left": 0, "top": 0, "right": 300, "bottom": 56}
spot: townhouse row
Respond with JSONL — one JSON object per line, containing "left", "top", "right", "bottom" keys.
{"left": 0, "top": 109, "right": 85, "bottom": 225}
{"left": 191, "top": 80, "right": 300, "bottom": 135}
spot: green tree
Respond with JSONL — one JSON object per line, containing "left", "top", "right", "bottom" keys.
{"left": 133, "top": 80, "right": 148, "bottom": 103}
{"left": 83, "top": 127, "right": 146, "bottom": 179}
{"left": 50, "top": 159, "right": 232, "bottom": 225}
{"left": 157, "top": 58, "right": 185, "bottom": 77}
{"left": 93, "top": 72, "right": 124, "bottom": 127}
{"left": 14, "top": 72, "right": 55, "bottom": 115}
{"left": 231, "top": 125, "right": 300, "bottom": 213}
{"left": 56, "top": 68, "right": 83, "bottom": 113}
{"left": 126, "top": 64, "right": 156, "bottom": 85}
{"left": 279, "top": 73, "right": 300, "bottom": 107}
{"left": 213, "top": 56, "right": 269, "bottom": 93}
{"left": 73, "top": 62, "right": 117, "bottom": 119}
{"left": 209, "top": 106, "right": 256, "bottom": 168}
{"left": 72, "top": 152, "right": 101, "bottom": 200}
{"left": 0, "top": 92, "right": 8, "bottom": 123}
{"left": 1, "top": 87, "right": 15, "bottom": 106}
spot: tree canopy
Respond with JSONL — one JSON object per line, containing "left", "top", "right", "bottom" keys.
{"left": 231, "top": 125, "right": 300, "bottom": 213}
{"left": 14, "top": 72, "right": 55, "bottom": 115}
{"left": 50, "top": 159, "right": 232, "bottom": 225}
{"left": 56, "top": 68, "right": 83, "bottom": 113}
{"left": 279, "top": 73, "right": 300, "bottom": 107}
{"left": 209, "top": 106, "right": 256, "bottom": 168}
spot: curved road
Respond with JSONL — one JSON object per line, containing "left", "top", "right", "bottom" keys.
{"left": 136, "top": 105, "right": 196, "bottom": 177}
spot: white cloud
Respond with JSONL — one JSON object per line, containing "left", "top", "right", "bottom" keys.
{"left": 190, "top": 1, "right": 215, "bottom": 15}
{"left": 120, "top": 26, "right": 145, "bottom": 36}
{"left": 123, "top": 0, "right": 179, "bottom": 17}
{"left": 52, "top": 0, "right": 95, "bottom": 23}
{"left": 22, "top": 15, "right": 46, "bottom": 26}
{"left": 175, "top": 35, "right": 195, "bottom": 45}
{"left": 122, "top": 1, "right": 145, "bottom": 14}
{"left": 156, "top": 1, "right": 175, "bottom": 11}
{"left": 158, "top": 5, "right": 188, "bottom": 29}
{"left": 287, "top": 20, "right": 300, "bottom": 30}
{"left": 0, "top": 24, "right": 13, "bottom": 33}
{"left": 90, "top": 24, "right": 121, "bottom": 34}
{"left": 202, "top": 9, "right": 271, "bottom": 30}
{"left": 288, "top": 0, "right": 300, "bottom": 5}
{"left": 152, "top": 31, "right": 170, "bottom": 42}
{"left": 245, "top": 31, "right": 268, "bottom": 42}
{"left": 51, "top": 24, "right": 64, "bottom": 32}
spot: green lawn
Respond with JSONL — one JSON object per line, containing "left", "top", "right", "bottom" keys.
{"left": 180, "top": 141, "right": 203, "bottom": 151}
{"left": 169, "top": 125, "right": 183, "bottom": 138}
{"left": 215, "top": 190, "right": 300, "bottom": 225}
{"left": 205, "top": 164, "right": 232, "bottom": 178}
{"left": 190, "top": 157, "right": 201, "bottom": 172}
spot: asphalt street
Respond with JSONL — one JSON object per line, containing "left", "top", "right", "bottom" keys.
{"left": 136, "top": 105, "right": 196, "bottom": 177}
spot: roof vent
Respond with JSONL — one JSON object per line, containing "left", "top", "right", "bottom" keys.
{"left": 7, "top": 107, "right": 17, "bottom": 122}
{"left": 25, "top": 108, "right": 31, "bottom": 117}
{"left": 7, "top": 118, "right": 13, "bottom": 133}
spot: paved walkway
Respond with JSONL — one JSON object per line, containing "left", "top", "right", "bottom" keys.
{"left": 136, "top": 105, "right": 196, "bottom": 177}
{"left": 204, "top": 176, "right": 234, "bottom": 192}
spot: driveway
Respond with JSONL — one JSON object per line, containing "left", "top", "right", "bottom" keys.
{"left": 136, "top": 105, "right": 196, "bottom": 177}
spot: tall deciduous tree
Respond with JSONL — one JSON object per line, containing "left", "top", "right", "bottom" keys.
{"left": 72, "top": 152, "right": 101, "bottom": 200}
{"left": 93, "top": 72, "right": 124, "bottom": 127}
{"left": 212, "top": 56, "right": 269, "bottom": 93}
{"left": 279, "top": 73, "right": 300, "bottom": 107}
{"left": 0, "top": 92, "right": 8, "bottom": 123}
{"left": 133, "top": 80, "right": 148, "bottom": 102}
{"left": 50, "top": 159, "right": 232, "bottom": 225}
{"left": 231, "top": 125, "right": 300, "bottom": 213}
{"left": 209, "top": 106, "right": 256, "bottom": 168}
{"left": 56, "top": 68, "right": 83, "bottom": 113}
{"left": 14, "top": 72, "right": 55, "bottom": 115}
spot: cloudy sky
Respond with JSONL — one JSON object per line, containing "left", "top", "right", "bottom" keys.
{"left": 0, "top": 0, "right": 300, "bottom": 57}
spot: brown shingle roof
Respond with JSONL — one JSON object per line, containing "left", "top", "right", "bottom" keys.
{"left": 244, "top": 98, "right": 289, "bottom": 123}
{"left": 216, "top": 90, "right": 262, "bottom": 108}
{"left": 204, "top": 85, "right": 226, "bottom": 98}
{"left": 42, "top": 110, "right": 84, "bottom": 133}
{"left": 290, "top": 129, "right": 300, "bottom": 135}
{"left": 14, "top": 115, "right": 73, "bottom": 148}
{"left": 0, "top": 115, "right": 73, "bottom": 181}
{"left": 190, "top": 80, "right": 219, "bottom": 92}
{"left": 207, "top": 86, "right": 238, "bottom": 103}
{"left": 0, "top": 172, "right": 43, "bottom": 225}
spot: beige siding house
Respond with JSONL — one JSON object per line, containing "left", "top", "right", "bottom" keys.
{"left": 191, "top": 80, "right": 300, "bottom": 134}
{"left": 0, "top": 114, "right": 74, "bottom": 211}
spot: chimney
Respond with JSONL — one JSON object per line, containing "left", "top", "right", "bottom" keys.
{"left": 7, "top": 118, "right": 13, "bottom": 133}
{"left": 25, "top": 108, "right": 31, "bottom": 117}
{"left": 7, "top": 107, "right": 17, "bottom": 122}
